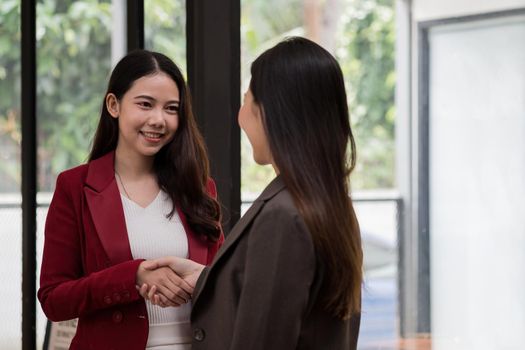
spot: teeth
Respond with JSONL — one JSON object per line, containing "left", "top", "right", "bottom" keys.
{"left": 142, "top": 132, "right": 163, "bottom": 138}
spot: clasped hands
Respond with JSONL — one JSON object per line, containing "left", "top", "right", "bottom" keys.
{"left": 135, "top": 256, "right": 205, "bottom": 308}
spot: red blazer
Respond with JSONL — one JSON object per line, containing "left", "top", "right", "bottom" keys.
{"left": 38, "top": 151, "right": 224, "bottom": 350}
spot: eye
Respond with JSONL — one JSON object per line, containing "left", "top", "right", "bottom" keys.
{"left": 166, "top": 105, "right": 180, "bottom": 114}
{"left": 137, "top": 101, "right": 152, "bottom": 108}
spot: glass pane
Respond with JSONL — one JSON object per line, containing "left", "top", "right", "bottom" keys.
{"left": 429, "top": 15, "right": 525, "bottom": 350}
{"left": 354, "top": 196, "right": 399, "bottom": 349}
{"left": 36, "top": 0, "right": 114, "bottom": 347}
{"left": 240, "top": 0, "right": 301, "bottom": 197}
{"left": 144, "top": 0, "right": 187, "bottom": 76}
{"left": 240, "top": 0, "right": 396, "bottom": 196}
{"left": 0, "top": 0, "right": 21, "bottom": 348}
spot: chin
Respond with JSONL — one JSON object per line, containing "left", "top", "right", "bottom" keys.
{"left": 139, "top": 147, "right": 163, "bottom": 157}
{"left": 253, "top": 156, "right": 270, "bottom": 166}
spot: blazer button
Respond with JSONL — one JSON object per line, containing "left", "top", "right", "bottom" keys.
{"left": 193, "top": 328, "right": 205, "bottom": 342}
{"left": 104, "top": 296, "right": 112, "bottom": 305}
{"left": 122, "top": 291, "right": 131, "bottom": 299}
{"left": 113, "top": 293, "right": 121, "bottom": 302}
{"left": 112, "top": 311, "right": 123, "bottom": 323}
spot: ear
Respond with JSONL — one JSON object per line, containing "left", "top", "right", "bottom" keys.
{"left": 106, "top": 93, "right": 120, "bottom": 118}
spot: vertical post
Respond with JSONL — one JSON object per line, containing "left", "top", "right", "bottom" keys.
{"left": 111, "top": 0, "right": 127, "bottom": 66}
{"left": 395, "top": 0, "right": 418, "bottom": 337}
{"left": 127, "top": 0, "right": 144, "bottom": 51}
{"left": 187, "top": 0, "right": 241, "bottom": 234}
{"left": 416, "top": 23, "right": 431, "bottom": 334}
{"left": 21, "top": 0, "right": 37, "bottom": 348}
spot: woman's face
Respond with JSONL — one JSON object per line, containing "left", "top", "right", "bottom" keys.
{"left": 106, "top": 72, "right": 180, "bottom": 159}
{"left": 238, "top": 89, "right": 272, "bottom": 165}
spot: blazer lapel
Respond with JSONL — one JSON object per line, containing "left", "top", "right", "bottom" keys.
{"left": 192, "top": 199, "right": 265, "bottom": 304}
{"left": 84, "top": 152, "right": 133, "bottom": 265}
{"left": 192, "top": 176, "right": 286, "bottom": 305}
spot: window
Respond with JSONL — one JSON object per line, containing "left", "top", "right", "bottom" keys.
{"left": 424, "top": 14, "right": 525, "bottom": 349}
{"left": 36, "top": 0, "right": 114, "bottom": 346}
{"left": 144, "top": 0, "right": 186, "bottom": 75}
{"left": 0, "top": 1, "right": 22, "bottom": 348}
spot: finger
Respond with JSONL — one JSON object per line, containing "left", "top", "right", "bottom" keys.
{"left": 170, "top": 292, "right": 188, "bottom": 305}
{"left": 148, "top": 285, "right": 157, "bottom": 301}
{"left": 139, "top": 284, "right": 149, "bottom": 299}
{"left": 168, "top": 273, "right": 194, "bottom": 299}
{"left": 158, "top": 297, "right": 166, "bottom": 308}
{"left": 165, "top": 270, "right": 194, "bottom": 296}
{"left": 155, "top": 281, "right": 189, "bottom": 305}
{"left": 156, "top": 285, "right": 187, "bottom": 305}
{"left": 150, "top": 256, "right": 178, "bottom": 269}
{"left": 162, "top": 278, "right": 192, "bottom": 302}
{"left": 141, "top": 260, "right": 159, "bottom": 271}
{"left": 179, "top": 278, "right": 195, "bottom": 293}
{"left": 158, "top": 293, "right": 179, "bottom": 308}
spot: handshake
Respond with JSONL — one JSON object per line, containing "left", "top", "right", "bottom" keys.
{"left": 135, "top": 256, "right": 205, "bottom": 308}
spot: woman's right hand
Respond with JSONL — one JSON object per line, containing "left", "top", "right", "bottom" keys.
{"left": 137, "top": 257, "right": 205, "bottom": 307}
{"left": 136, "top": 262, "right": 194, "bottom": 307}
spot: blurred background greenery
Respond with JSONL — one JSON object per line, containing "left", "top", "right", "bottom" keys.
{"left": 0, "top": 0, "right": 394, "bottom": 194}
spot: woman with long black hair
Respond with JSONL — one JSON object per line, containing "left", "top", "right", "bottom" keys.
{"left": 143, "top": 37, "right": 363, "bottom": 349}
{"left": 38, "top": 50, "right": 223, "bottom": 350}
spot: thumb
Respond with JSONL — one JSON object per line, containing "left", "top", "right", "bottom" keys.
{"left": 150, "top": 256, "right": 178, "bottom": 269}
{"left": 141, "top": 260, "right": 159, "bottom": 271}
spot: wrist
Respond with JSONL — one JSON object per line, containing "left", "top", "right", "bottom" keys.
{"left": 136, "top": 261, "right": 147, "bottom": 285}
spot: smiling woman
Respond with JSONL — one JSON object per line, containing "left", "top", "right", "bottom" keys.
{"left": 105, "top": 73, "right": 180, "bottom": 158}
{"left": 37, "top": 50, "right": 224, "bottom": 350}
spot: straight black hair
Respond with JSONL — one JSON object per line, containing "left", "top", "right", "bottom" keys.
{"left": 250, "top": 37, "right": 363, "bottom": 319}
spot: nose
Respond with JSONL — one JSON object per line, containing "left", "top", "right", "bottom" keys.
{"left": 147, "top": 108, "right": 165, "bottom": 128}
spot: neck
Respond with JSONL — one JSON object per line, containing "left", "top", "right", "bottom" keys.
{"left": 271, "top": 159, "right": 280, "bottom": 175}
{"left": 114, "top": 145, "right": 155, "bottom": 179}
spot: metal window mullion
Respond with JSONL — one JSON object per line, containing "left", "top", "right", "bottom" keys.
{"left": 21, "top": 0, "right": 37, "bottom": 349}
{"left": 186, "top": 0, "right": 241, "bottom": 234}
{"left": 127, "top": 0, "right": 144, "bottom": 51}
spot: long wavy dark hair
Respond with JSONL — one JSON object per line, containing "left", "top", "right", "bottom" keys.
{"left": 250, "top": 37, "right": 363, "bottom": 319}
{"left": 89, "top": 50, "right": 221, "bottom": 242}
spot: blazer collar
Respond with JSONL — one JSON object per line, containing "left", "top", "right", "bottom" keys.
{"left": 85, "top": 151, "right": 116, "bottom": 192}
{"left": 255, "top": 175, "right": 286, "bottom": 202}
{"left": 84, "top": 151, "right": 132, "bottom": 265}
{"left": 192, "top": 175, "right": 286, "bottom": 304}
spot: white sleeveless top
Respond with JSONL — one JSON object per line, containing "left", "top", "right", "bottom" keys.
{"left": 121, "top": 190, "right": 192, "bottom": 350}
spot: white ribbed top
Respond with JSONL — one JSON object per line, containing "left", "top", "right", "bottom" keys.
{"left": 121, "top": 190, "right": 192, "bottom": 347}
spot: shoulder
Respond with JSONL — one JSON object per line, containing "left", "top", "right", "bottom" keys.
{"left": 48, "top": 164, "right": 90, "bottom": 210}
{"left": 58, "top": 163, "right": 89, "bottom": 180}
{"left": 257, "top": 187, "right": 303, "bottom": 228}
{"left": 55, "top": 163, "right": 89, "bottom": 188}
{"left": 263, "top": 188, "right": 299, "bottom": 215}
{"left": 252, "top": 188, "right": 314, "bottom": 249}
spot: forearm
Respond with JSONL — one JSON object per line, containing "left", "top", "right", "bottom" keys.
{"left": 39, "top": 259, "right": 143, "bottom": 321}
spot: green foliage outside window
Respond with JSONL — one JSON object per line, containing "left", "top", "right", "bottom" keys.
{"left": 0, "top": 0, "right": 394, "bottom": 193}
{"left": 241, "top": 0, "right": 395, "bottom": 192}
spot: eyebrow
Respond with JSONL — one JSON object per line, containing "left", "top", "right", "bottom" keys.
{"left": 134, "top": 95, "right": 180, "bottom": 104}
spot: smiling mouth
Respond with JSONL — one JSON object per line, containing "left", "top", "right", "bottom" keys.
{"left": 140, "top": 131, "right": 164, "bottom": 139}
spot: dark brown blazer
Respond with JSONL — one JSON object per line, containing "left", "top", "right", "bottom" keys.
{"left": 190, "top": 176, "right": 361, "bottom": 350}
